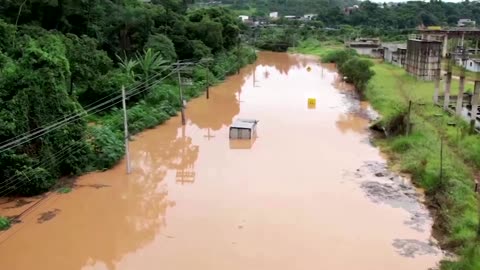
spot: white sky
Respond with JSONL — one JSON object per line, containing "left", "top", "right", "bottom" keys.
{"left": 368, "top": 0, "right": 466, "bottom": 2}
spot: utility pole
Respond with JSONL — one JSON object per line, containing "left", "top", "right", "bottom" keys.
{"left": 176, "top": 65, "right": 186, "bottom": 125}
{"left": 237, "top": 36, "right": 241, "bottom": 75}
{"left": 206, "top": 62, "right": 210, "bottom": 99}
{"left": 122, "top": 85, "right": 132, "bottom": 174}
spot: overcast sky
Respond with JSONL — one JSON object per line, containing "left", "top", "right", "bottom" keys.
{"left": 368, "top": 0, "right": 466, "bottom": 2}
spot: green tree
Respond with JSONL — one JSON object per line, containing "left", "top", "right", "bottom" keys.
{"left": 144, "top": 33, "right": 177, "bottom": 62}
{"left": 135, "top": 48, "right": 170, "bottom": 94}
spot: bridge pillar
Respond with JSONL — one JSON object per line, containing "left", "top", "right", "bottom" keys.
{"left": 442, "top": 35, "right": 448, "bottom": 58}
{"left": 433, "top": 73, "right": 440, "bottom": 104}
{"left": 472, "top": 81, "right": 480, "bottom": 122}
{"left": 443, "top": 72, "right": 452, "bottom": 110}
{"left": 456, "top": 75, "right": 466, "bottom": 115}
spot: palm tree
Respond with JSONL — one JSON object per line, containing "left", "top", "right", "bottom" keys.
{"left": 116, "top": 53, "right": 138, "bottom": 80}
{"left": 135, "top": 48, "right": 170, "bottom": 82}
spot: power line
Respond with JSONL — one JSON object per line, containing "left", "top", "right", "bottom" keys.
{"left": 0, "top": 64, "right": 176, "bottom": 149}
{"left": 0, "top": 68, "right": 181, "bottom": 194}
{"left": 0, "top": 66, "right": 181, "bottom": 154}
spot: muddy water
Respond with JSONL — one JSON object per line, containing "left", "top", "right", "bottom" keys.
{"left": 0, "top": 52, "right": 442, "bottom": 270}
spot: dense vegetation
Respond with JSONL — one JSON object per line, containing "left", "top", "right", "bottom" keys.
{"left": 224, "top": 0, "right": 480, "bottom": 28}
{"left": 321, "top": 47, "right": 374, "bottom": 92}
{"left": 0, "top": 0, "right": 256, "bottom": 196}
{"left": 231, "top": 0, "right": 480, "bottom": 46}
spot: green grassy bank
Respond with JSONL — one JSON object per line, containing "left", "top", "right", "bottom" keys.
{"left": 293, "top": 40, "right": 480, "bottom": 270}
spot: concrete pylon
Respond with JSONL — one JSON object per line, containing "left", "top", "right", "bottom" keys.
{"left": 472, "top": 81, "right": 480, "bottom": 122}
{"left": 443, "top": 72, "right": 452, "bottom": 110}
{"left": 442, "top": 35, "right": 448, "bottom": 58}
{"left": 456, "top": 75, "right": 466, "bottom": 115}
{"left": 433, "top": 72, "right": 440, "bottom": 104}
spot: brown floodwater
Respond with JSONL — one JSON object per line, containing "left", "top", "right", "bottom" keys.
{"left": 0, "top": 52, "right": 442, "bottom": 270}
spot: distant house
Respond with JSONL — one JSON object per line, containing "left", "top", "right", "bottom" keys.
{"left": 284, "top": 15, "right": 298, "bottom": 20}
{"left": 344, "top": 5, "right": 359, "bottom": 16}
{"left": 269, "top": 12, "right": 278, "bottom": 19}
{"left": 458, "top": 19, "right": 476, "bottom": 27}
{"left": 238, "top": 15, "right": 249, "bottom": 22}
{"left": 303, "top": 14, "right": 317, "bottom": 20}
{"left": 465, "top": 59, "right": 480, "bottom": 72}
{"left": 346, "top": 38, "right": 382, "bottom": 58}
{"left": 383, "top": 43, "right": 407, "bottom": 67}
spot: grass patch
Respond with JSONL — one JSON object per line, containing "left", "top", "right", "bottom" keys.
{"left": 57, "top": 187, "right": 72, "bottom": 194}
{"left": 289, "top": 38, "right": 343, "bottom": 58}
{"left": 367, "top": 62, "right": 480, "bottom": 269}
{"left": 0, "top": 216, "right": 10, "bottom": 230}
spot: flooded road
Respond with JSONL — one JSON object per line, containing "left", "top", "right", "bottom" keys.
{"left": 0, "top": 52, "right": 442, "bottom": 270}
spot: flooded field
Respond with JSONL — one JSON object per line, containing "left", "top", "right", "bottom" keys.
{"left": 0, "top": 52, "right": 442, "bottom": 270}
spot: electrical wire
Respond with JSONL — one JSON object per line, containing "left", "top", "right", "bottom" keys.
{"left": 0, "top": 64, "right": 177, "bottom": 149}
{"left": 0, "top": 66, "right": 182, "bottom": 154}
{"left": 0, "top": 68, "right": 181, "bottom": 195}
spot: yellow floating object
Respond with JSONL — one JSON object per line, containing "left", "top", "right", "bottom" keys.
{"left": 307, "top": 98, "right": 316, "bottom": 109}
{"left": 307, "top": 66, "right": 312, "bottom": 72}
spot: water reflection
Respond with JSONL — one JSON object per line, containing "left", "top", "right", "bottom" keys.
{"left": 0, "top": 52, "right": 440, "bottom": 270}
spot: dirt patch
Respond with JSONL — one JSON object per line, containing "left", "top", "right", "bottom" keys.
{"left": 3, "top": 199, "right": 33, "bottom": 209}
{"left": 350, "top": 162, "right": 431, "bottom": 232}
{"left": 392, "top": 239, "right": 440, "bottom": 258}
{"left": 74, "top": 184, "right": 111, "bottom": 189}
{"left": 37, "top": 209, "right": 61, "bottom": 224}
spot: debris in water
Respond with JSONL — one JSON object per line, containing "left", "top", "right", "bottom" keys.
{"left": 37, "top": 209, "right": 61, "bottom": 224}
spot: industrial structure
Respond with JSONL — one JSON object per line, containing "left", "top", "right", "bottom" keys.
{"left": 346, "top": 38, "right": 382, "bottom": 58}
{"left": 382, "top": 43, "right": 407, "bottom": 67}
{"left": 405, "top": 36, "right": 442, "bottom": 81}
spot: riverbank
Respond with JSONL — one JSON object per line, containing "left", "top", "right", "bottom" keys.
{"left": 292, "top": 42, "right": 480, "bottom": 269}
{"left": 0, "top": 47, "right": 257, "bottom": 226}
{"left": 0, "top": 51, "right": 442, "bottom": 270}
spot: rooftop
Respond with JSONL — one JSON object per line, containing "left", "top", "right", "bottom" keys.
{"left": 383, "top": 43, "right": 407, "bottom": 50}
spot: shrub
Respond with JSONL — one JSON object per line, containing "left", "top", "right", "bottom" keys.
{"left": 321, "top": 49, "right": 358, "bottom": 66}
{"left": 339, "top": 58, "right": 375, "bottom": 92}
{"left": 0, "top": 216, "right": 10, "bottom": 230}
{"left": 86, "top": 125, "right": 125, "bottom": 170}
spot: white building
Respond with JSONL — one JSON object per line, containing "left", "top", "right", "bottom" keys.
{"left": 465, "top": 59, "right": 480, "bottom": 72}
{"left": 269, "top": 12, "right": 278, "bottom": 19}
{"left": 303, "top": 14, "right": 317, "bottom": 20}
{"left": 458, "top": 19, "right": 476, "bottom": 27}
{"left": 238, "top": 15, "right": 249, "bottom": 22}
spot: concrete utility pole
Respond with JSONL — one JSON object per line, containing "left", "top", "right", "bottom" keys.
{"left": 176, "top": 66, "right": 186, "bottom": 125}
{"left": 442, "top": 35, "right": 448, "bottom": 58}
{"left": 121, "top": 85, "right": 132, "bottom": 174}
{"left": 206, "top": 61, "right": 210, "bottom": 99}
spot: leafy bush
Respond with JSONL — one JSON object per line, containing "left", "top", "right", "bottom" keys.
{"left": 322, "top": 49, "right": 374, "bottom": 93}
{"left": 322, "top": 49, "right": 358, "bottom": 66}
{"left": 86, "top": 126, "right": 125, "bottom": 170}
{"left": 191, "top": 40, "right": 212, "bottom": 60}
{"left": 339, "top": 58, "right": 375, "bottom": 92}
{"left": 0, "top": 216, "right": 10, "bottom": 230}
